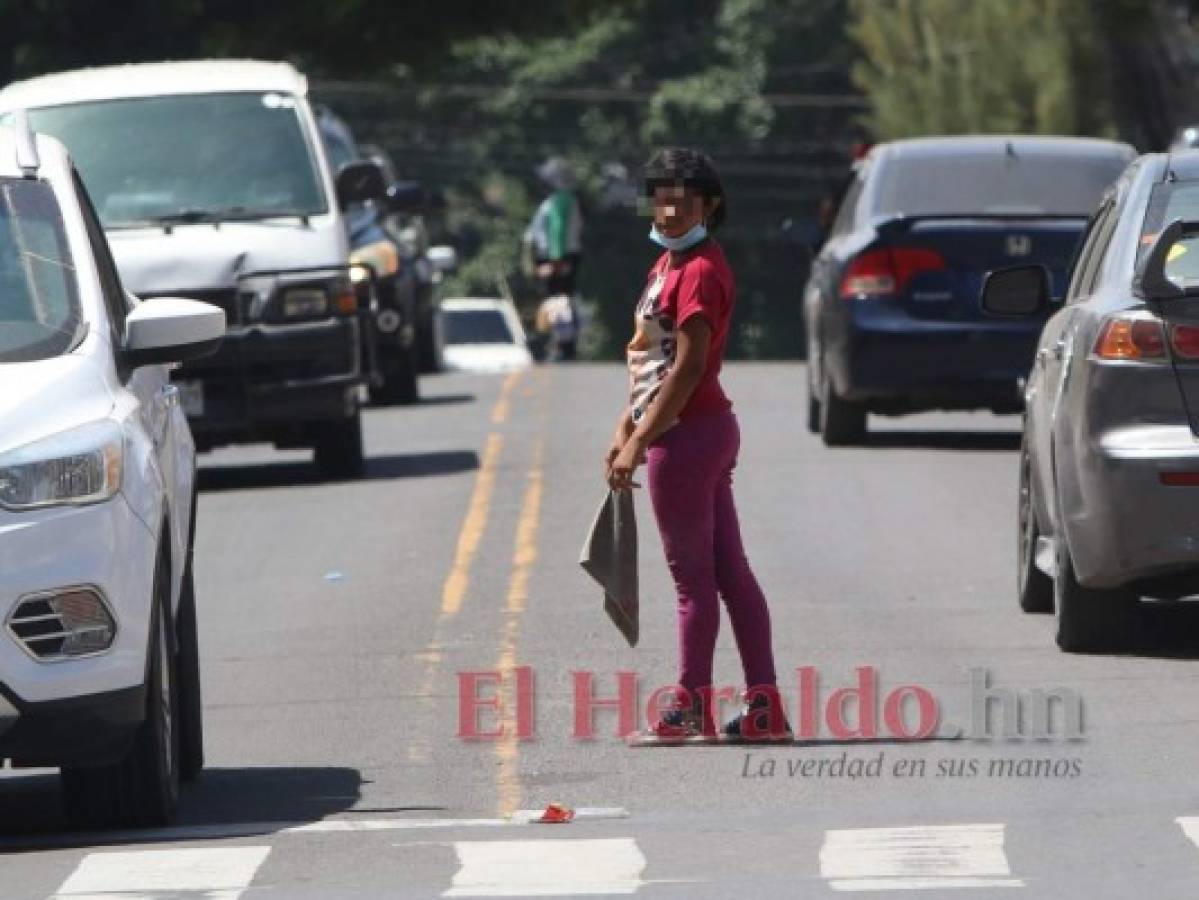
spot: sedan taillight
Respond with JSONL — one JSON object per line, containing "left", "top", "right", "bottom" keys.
{"left": 1093, "top": 314, "right": 1167, "bottom": 361}
{"left": 1168, "top": 323, "right": 1199, "bottom": 359}
{"left": 839, "top": 247, "right": 946, "bottom": 299}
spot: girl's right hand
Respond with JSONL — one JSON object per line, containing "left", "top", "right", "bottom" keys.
{"left": 603, "top": 443, "right": 622, "bottom": 482}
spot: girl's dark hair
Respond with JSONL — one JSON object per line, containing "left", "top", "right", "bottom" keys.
{"left": 643, "top": 147, "right": 726, "bottom": 232}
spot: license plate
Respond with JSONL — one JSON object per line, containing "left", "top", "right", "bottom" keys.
{"left": 175, "top": 380, "right": 204, "bottom": 417}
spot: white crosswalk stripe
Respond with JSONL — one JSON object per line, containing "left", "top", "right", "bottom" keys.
{"left": 819, "top": 824, "right": 1024, "bottom": 891}
{"left": 51, "top": 846, "right": 271, "bottom": 900}
{"left": 1176, "top": 816, "right": 1199, "bottom": 852}
{"left": 444, "top": 838, "right": 648, "bottom": 897}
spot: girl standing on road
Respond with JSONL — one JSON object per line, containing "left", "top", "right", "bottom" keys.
{"left": 605, "top": 148, "right": 790, "bottom": 740}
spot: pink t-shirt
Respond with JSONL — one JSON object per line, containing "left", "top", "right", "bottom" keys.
{"left": 627, "top": 240, "right": 734, "bottom": 426}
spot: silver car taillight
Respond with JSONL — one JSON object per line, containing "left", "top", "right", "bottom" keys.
{"left": 1093, "top": 313, "right": 1168, "bottom": 362}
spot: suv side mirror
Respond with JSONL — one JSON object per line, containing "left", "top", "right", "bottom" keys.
{"left": 335, "top": 161, "right": 387, "bottom": 210}
{"left": 427, "top": 245, "right": 458, "bottom": 275}
{"left": 122, "top": 297, "right": 226, "bottom": 367}
{"left": 386, "top": 180, "right": 428, "bottom": 213}
{"left": 980, "top": 264, "right": 1050, "bottom": 317}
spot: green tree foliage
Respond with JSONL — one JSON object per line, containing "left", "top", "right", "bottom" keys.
{"left": 0, "top": 0, "right": 629, "bottom": 84}
{"left": 847, "top": 0, "right": 1150, "bottom": 139}
{"left": 364, "top": 0, "right": 858, "bottom": 359}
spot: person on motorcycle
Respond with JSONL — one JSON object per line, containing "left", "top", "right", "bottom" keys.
{"left": 525, "top": 157, "right": 583, "bottom": 360}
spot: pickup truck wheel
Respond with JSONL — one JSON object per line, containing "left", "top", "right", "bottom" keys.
{"left": 417, "top": 304, "right": 444, "bottom": 373}
{"left": 314, "top": 411, "right": 365, "bottom": 479}
{"left": 62, "top": 557, "right": 180, "bottom": 828}
{"left": 820, "top": 371, "right": 866, "bottom": 446}
{"left": 1053, "top": 531, "right": 1137, "bottom": 653}
{"left": 372, "top": 344, "right": 420, "bottom": 406}
{"left": 177, "top": 550, "right": 204, "bottom": 782}
{"left": 1017, "top": 439, "right": 1054, "bottom": 613}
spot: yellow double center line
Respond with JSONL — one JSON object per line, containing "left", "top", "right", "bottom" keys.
{"left": 439, "top": 371, "right": 522, "bottom": 619}
{"left": 420, "top": 370, "right": 548, "bottom": 817}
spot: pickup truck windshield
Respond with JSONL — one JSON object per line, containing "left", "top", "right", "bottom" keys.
{"left": 0, "top": 178, "right": 82, "bottom": 363}
{"left": 873, "top": 152, "right": 1127, "bottom": 217}
{"left": 27, "top": 92, "right": 327, "bottom": 227}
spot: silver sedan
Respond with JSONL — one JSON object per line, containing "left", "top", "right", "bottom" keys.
{"left": 983, "top": 149, "right": 1199, "bottom": 653}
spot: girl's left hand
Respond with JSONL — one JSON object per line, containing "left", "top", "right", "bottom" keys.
{"left": 608, "top": 439, "right": 646, "bottom": 491}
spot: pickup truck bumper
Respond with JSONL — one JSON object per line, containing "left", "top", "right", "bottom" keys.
{"left": 173, "top": 318, "right": 366, "bottom": 449}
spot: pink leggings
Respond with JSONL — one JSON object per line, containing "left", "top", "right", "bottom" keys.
{"left": 646, "top": 409, "right": 778, "bottom": 693}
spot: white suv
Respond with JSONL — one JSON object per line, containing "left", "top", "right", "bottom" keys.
{"left": 0, "top": 117, "right": 224, "bottom": 827}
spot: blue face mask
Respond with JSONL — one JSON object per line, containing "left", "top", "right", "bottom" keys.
{"left": 650, "top": 222, "right": 708, "bottom": 252}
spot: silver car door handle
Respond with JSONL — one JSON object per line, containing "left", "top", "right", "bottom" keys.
{"left": 1038, "top": 339, "right": 1065, "bottom": 364}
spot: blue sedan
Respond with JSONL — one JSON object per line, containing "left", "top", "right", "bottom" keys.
{"left": 803, "top": 135, "right": 1135, "bottom": 445}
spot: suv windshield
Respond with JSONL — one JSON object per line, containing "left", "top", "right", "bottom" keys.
{"left": 0, "top": 178, "right": 82, "bottom": 363}
{"left": 27, "top": 92, "right": 327, "bottom": 227}
{"left": 873, "top": 151, "right": 1127, "bottom": 217}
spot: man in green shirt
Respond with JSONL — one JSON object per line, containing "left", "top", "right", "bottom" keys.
{"left": 525, "top": 157, "right": 583, "bottom": 358}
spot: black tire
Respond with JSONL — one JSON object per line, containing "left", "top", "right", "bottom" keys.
{"left": 372, "top": 343, "right": 420, "bottom": 406}
{"left": 820, "top": 370, "right": 866, "bottom": 446}
{"left": 1054, "top": 534, "right": 1138, "bottom": 653}
{"left": 416, "top": 302, "right": 442, "bottom": 373}
{"left": 806, "top": 368, "right": 821, "bottom": 434}
{"left": 1017, "top": 439, "right": 1054, "bottom": 613}
{"left": 176, "top": 552, "right": 204, "bottom": 782}
{"left": 63, "top": 555, "right": 180, "bottom": 828}
{"left": 314, "top": 410, "right": 365, "bottom": 480}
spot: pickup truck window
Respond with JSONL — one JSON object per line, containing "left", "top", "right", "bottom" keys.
{"left": 28, "top": 92, "right": 328, "bottom": 228}
{"left": 0, "top": 178, "right": 82, "bottom": 363}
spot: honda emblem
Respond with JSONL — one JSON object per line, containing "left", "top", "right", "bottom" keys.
{"left": 1006, "top": 235, "right": 1032, "bottom": 257}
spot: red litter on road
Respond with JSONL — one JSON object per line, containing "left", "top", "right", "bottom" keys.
{"left": 536, "top": 803, "right": 575, "bottom": 823}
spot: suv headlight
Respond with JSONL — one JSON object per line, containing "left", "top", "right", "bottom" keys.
{"left": 0, "top": 420, "right": 123, "bottom": 510}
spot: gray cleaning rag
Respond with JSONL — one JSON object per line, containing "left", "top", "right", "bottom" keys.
{"left": 579, "top": 489, "right": 639, "bottom": 647}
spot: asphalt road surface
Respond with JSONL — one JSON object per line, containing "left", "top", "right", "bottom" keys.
{"left": 5, "top": 363, "right": 1199, "bottom": 898}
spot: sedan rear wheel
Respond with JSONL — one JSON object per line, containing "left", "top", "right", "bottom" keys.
{"left": 1053, "top": 531, "right": 1137, "bottom": 653}
{"left": 819, "top": 369, "right": 866, "bottom": 446}
{"left": 1017, "top": 439, "right": 1054, "bottom": 613}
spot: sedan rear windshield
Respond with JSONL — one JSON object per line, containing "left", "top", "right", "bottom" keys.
{"left": 444, "top": 309, "right": 515, "bottom": 345}
{"left": 872, "top": 152, "right": 1127, "bottom": 217}
{"left": 0, "top": 179, "right": 82, "bottom": 363}
{"left": 26, "top": 92, "right": 327, "bottom": 227}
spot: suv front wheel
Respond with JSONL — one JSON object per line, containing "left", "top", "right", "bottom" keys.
{"left": 62, "top": 551, "right": 180, "bottom": 828}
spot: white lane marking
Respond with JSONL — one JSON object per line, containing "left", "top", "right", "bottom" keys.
{"left": 53, "top": 846, "right": 270, "bottom": 899}
{"left": 289, "top": 807, "right": 630, "bottom": 832}
{"left": 445, "top": 838, "right": 646, "bottom": 897}
{"left": 820, "top": 824, "right": 1023, "bottom": 891}
{"left": 0, "top": 809, "right": 633, "bottom": 851}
